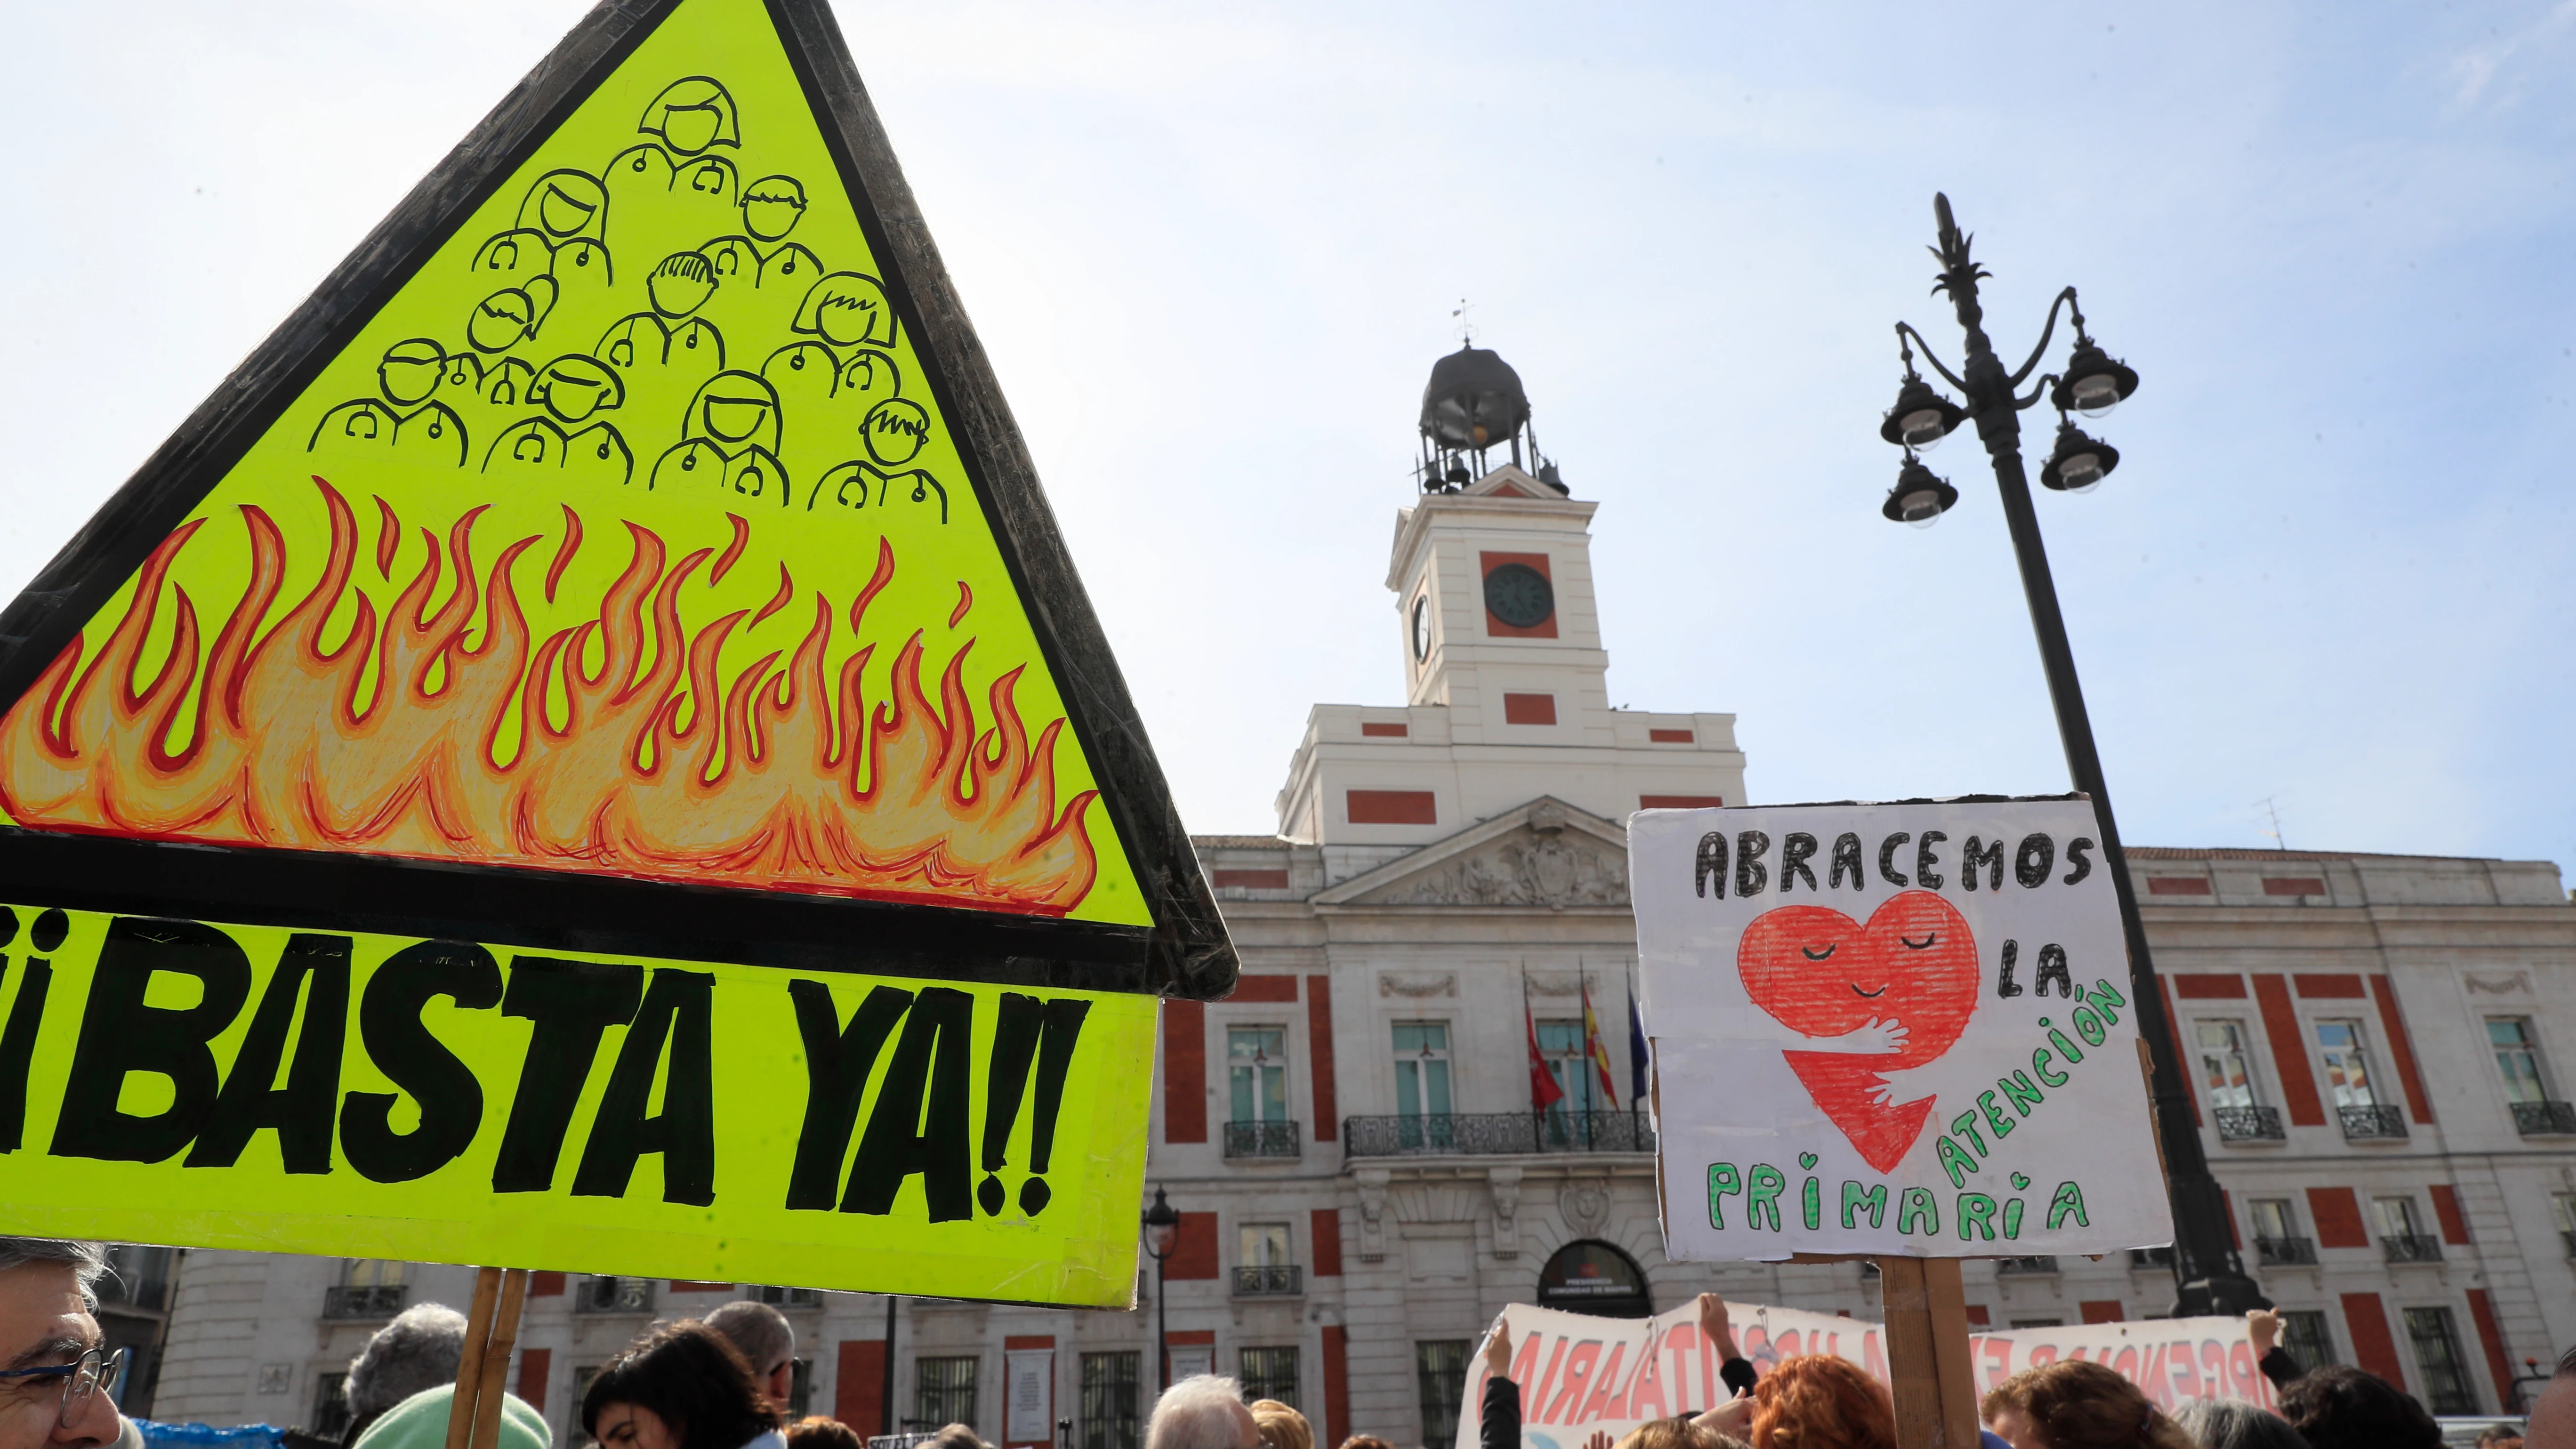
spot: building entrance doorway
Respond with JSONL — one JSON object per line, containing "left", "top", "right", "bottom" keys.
{"left": 1535, "top": 1240, "right": 1653, "bottom": 1319}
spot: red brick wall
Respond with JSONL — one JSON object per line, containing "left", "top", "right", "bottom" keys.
{"left": 1231, "top": 975, "right": 1299, "bottom": 1003}
{"left": 1321, "top": 1325, "right": 1352, "bottom": 1447}
{"left": 1167, "top": 1212, "right": 1220, "bottom": 1280}
{"left": 1311, "top": 1208, "right": 1343, "bottom": 1277}
{"left": 516, "top": 1348, "right": 551, "bottom": 1417}
{"left": 1308, "top": 976, "right": 1337, "bottom": 1141}
{"left": 2308, "top": 1187, "right": 2368, "bottom": 1249}
{"left": 2080, "top": 1302, "right": 2125, "bottom": 1324}
{"left": 2466, "top": 1289, "right": 2514, "bottom": 1411}
{"left": 2254, "top": 975, "right": 2326, "bottom": 1126}
{"left": 1349, "top": 790, "right": 1437, "bottom": 825}
{"left": 2429, "top": 1184, "right": 2470, "bottom": 1244}
{"left": 2340, "top": 1293, "right": 2406, "bottom": 1387}
{"left": 1164, "top": 999, "right": 1206, "bottom": 1144}
{"left": 529, "top": 1272, "right": 566, "bottom": 1297}
{"left": 2371, "top": 975, "right": 2435, "bottom": 1125}
{"left": 837, "top": 1339, "right": 886, "bottom": 1433}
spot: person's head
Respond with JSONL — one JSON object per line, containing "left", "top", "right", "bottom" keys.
{"left": 1145, "top": 1377, "right": 1259, "bottom": 1449}
{"left": 581, "top": 1321, "right": 783, "bottom": 1449}
{"left": 783, "top": 1420, "right": 861, "bottom": 1449}
{"left": 352, "top": 1386, "right": 547, "bottom": 1449}
{"left": 344, "top": 1304, "right": 469, "bottom": 1444}
{"left": 1248, "top": 1401, "right": 1310, "bottom": 1449}
{"left": 921, "top": 1427, "right": 987, "bottom": 1449}
{"left": 1981, "top": 1361, "right": 2194, "bottom": 1449}
{"left": 0, "top": 1239, "right": 118, "bottom": 1449}
{"left": 703, "top": 1303, "right": 797, "bottom": 1409}
{"left": 1337, "top": 1439, "right": 1397, "bottom": 1449}
{"left": 1751, "top": 1355, "right": 1895, "bottom": 1449}
{"left": 2170, "top": 1398, "right": 2310, "bottom": 1449}
{"left": 2524, "top": 1344, "right": 2576, "bottom": 1449}
{"left": 1611, "top": 1420, "right": 1735, "bottom": 1449}
{"left": 2274, "top": 1367, "right": 2441, "bottom": 1449}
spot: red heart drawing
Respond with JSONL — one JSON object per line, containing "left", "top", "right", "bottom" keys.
{"left": 1737, "top": 890, "right": 1980, "bottom": 1173}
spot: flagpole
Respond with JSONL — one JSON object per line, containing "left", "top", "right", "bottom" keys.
{"left": 1578, "top": 958, "right": 1595, "bottom": 1149}
{"left": 1521, "top": 959, "right": 1539, "bottom": 1152}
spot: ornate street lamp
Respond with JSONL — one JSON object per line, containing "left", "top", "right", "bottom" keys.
{"left": 1875, "top": 193, "right": 2266, "bottom": 1318}
{"left": 1141, "top": 1187, "right": 1182, "bottom": 1391}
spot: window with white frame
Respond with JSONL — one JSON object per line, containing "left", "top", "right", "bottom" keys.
{"left": 2315, "top": 1020, "right": 2379, "bottom": 1108}
{"left": 2374, "top": 1196, "right": 2424, "bottom": 1238}
{"left": 2250, "top": 1198, "right": 2295, "bottom": 1241}
{"left": 1392, "top": 1022, "right": 1452, "bottom": 1120}
{"left": 1228, "top": 1027, "right": 1289, "bottom": 1124}
{"left": 1239, "top": 1223, "right": 1291, "bottom": 1267}
{"left": 2489, "top": 1017, "right": 2552, "bottom": 1103}
{"left": 2197, "top": 1020, "right": 2262, "bottom": 1108}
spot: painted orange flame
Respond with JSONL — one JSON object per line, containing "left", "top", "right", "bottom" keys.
{"left": 0, "top": 478, "right": 1098, "bottom": 914}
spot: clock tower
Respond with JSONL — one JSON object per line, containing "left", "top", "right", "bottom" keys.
{"left": 1272, "top": 345, "right": 1745, "bottom": 845}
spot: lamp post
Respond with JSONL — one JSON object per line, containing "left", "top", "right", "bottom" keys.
{"left": 1875, "top": 193, "right": 2267, "bottom": 1318}
{"left": 1141, "top": 1187, "right": 1181, "bottom": 1393}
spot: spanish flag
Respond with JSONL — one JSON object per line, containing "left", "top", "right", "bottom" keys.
{"left": 1580, "top": 977, "right": 1619, "bottom": 1108}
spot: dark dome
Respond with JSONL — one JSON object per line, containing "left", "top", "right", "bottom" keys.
{"left": 1419, "top": 346, "right": 1530, "bottom": 451}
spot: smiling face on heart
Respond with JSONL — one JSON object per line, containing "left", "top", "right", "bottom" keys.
{"left": 1738, "top": 890, "right": 1980, "bottom": 1065}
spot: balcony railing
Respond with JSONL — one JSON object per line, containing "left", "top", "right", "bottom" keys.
{"left": 2127, "top": 1247, "right": 2174, "bottom": 1270}
{"left": 1232, "top": 1265, "right": 1303, "bottom": 1296}
{"left": 322, "top": 1285, "right": 407, "bottom": 1320}
{"left": 1341, "top": 1111, "right": 1656, "bottom": 1158}
{"left": 2214, "top": 1106, "right": 2285, "bottom": 1142}
{"left": 2382, "top": 1234, "right": 2443, "bottom": 1264}
{"left": 1223, "top": 1120, "right": 1302, "bottom": 1159}
{"left": 2511, "top": 1100, "right": 2576, "bottom": 1136}
{"left": 2338, "top": 1105, "right": 2408, "bottom": 1140}
{"left": 1995, "top": 1257, "right": 2061, "bottom": 1275}
{"left": 2255, "top": 1236, "right": 2317, "bottom": 1266}
{"left": 577, "top": 1277, "right": 657, "bottom": 1313}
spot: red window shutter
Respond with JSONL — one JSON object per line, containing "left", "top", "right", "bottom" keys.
{"left": 2371, "top": 975, "right": 2435, "bottom": 1126}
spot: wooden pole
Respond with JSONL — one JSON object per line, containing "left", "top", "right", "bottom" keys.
{"left": 446, "top": 1268, "right": 503, "bottom": 1449}
{"left": 1877, "top": 1257, "right": 1979, "bottom": 1449}
{"left": 469, "top": 1270, "right": 531, "bottom": 1449}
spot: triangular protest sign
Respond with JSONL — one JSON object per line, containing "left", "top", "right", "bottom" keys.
{"left": 0, "top": 0, "right": 1232, "bottom": 1001}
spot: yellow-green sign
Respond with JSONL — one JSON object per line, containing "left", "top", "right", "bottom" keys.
{"left": 0, "top": 901, "right": 1155, "bottom": 1306}
{"left": 0, "top": 0, "right": 1233, "bottom": 1301}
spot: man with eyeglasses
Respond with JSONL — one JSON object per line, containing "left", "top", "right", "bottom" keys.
{"left": 0, "top": 1239, "right": 126, "bottom": 1449}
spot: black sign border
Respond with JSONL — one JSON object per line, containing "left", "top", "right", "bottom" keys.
{"left": 0, "top": 0, "right": 1235, "bottom": 999}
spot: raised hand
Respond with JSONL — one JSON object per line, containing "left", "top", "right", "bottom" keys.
{"left": 2246, "top": 1309, "right": 2279, "bottom": 1355}
{"left": 1482, "top": 1319, "right": 1514, "bottom": 1381}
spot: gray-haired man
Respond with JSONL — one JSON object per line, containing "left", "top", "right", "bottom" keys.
{"left": 0, "top": 1239, "right": 125, "bottom": 1449}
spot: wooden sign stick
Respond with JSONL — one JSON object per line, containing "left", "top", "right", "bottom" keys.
{"left": 1877, "top": 1257, "right": 1980, "bottom": 1449}
{"left": 445, "top": 1268, "right": 504, "bottom": 1449}
{"left": 469, "top": 1271, "right": 532, "bottom": 1449}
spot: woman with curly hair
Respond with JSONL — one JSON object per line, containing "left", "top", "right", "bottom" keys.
{"left": 1980, "top": 1361, "right": 2192, "bottom": 1449}
{"left": 1744, "top": 1355, "right": 1895, "bottom": 1449}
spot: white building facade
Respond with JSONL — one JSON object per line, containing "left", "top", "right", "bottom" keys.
{"left": 144, "top": 424, "right": 2576, "bottom": 1448}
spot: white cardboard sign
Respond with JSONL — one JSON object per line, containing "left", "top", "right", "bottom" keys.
{"left": 1630, "top": 798, "right": 2173, "bottom": 1260}
{"left": 1449, "top": 1299, "right": 2270, "bottom": 1449}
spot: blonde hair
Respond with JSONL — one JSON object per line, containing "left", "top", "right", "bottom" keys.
{"left": 1249, "top": 1401, "right": 1311, "bottom": 1449}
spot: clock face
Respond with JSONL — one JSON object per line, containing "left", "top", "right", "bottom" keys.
{"left": 1483, "top": 563, "right": 1554, "bottom": 630}
{"left": 1411, "top": 596, "right": 1433, "bottom": 660}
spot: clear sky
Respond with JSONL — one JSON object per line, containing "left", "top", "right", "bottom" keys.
{"left": 6, "top": 2, "right": 2572, "bottom": 878}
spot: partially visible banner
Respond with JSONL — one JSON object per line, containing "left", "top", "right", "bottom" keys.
{"left": 1453, "top": 1300, "right": 2271, "bottom": 1449}
{"left": 0, "top": 902, "right": 1155, "bottom": 1306}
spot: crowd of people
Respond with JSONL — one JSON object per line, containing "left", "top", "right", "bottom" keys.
{"left": 1, "top": 1239, "right": 2568, "bottom": 1449}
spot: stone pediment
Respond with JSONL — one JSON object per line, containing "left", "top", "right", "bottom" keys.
{"left": 1317, "top": 797, "right": 1630, "bottom": 908}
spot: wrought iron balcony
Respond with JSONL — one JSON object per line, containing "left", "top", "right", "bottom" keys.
{"left": 2127, "top": 1247, "right": 2174, "bottom": 1269}
{"left": 322, "top": 1285, "right": 407, "bottom": 1320}
{"left": 2338, "top": 1105, "right": 2408, "bottom": 1140}
{"left": 2254, "top": 1236, "right": 2317, "bottom": 1266}
{"left": 1232, "top": 1265, "right": 1303, "bottom": 1296}
{"left": 1340, "top": 1110, "right": 1656, "bottom": 1158}
{"left": 1995, "top": 1257, "right": 2061, "bottom": 1275}
{"left": 2213, "top": 1106, "right": 2285, "bottom": 1142}
{"left": 2382, "top": 1234, "right": 2443, "bottom": 1264}
{"left": 2511, "top": 1100, "right": 2576, "bottom": 1136}
{"left": 577, "top": 1277, "right": 657, "bottom": 1313}
{"left": 1223, "top": 1120, "right": 1302, "bottom": 1159}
